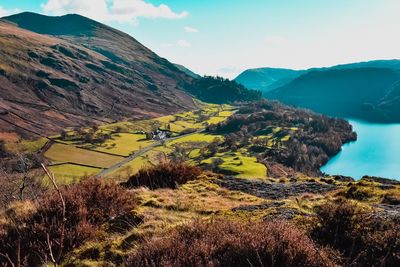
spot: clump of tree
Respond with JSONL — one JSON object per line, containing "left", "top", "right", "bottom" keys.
{"left": 207, "top": 100, "right": 357, "bottom": 175}
{"left": 187, "top": 76, "right": 262, "bottom": 104}
{"left": 123, "top": 160, "right": 202, "bottom": 189}
{"left": 59, "top": 126, "right": 112, "bottom": 145}
{"left": 0, "top": 177, "right": 137, "bottom": 266}
{"left": 0, "top": 141, "right": 46, "bottom": 208}
{"left": 126, "top": 219, "right": 335, "bottom": 267}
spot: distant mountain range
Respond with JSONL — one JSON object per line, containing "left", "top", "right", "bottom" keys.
{"left": 235, "top": 60, "right": 400, "bottom": 123}
{"left": 0, "top": 12, "right": 198, "bottom": 137}
{"left": 235, "top": 68, "right": 305, "bottom": 93}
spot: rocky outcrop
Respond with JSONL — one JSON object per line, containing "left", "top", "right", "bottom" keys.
{"left": 215, "top": 177, "right": 337, "bottom": 200}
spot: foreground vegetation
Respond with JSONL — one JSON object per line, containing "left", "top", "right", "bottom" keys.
{"left": 0, "top": 101, "right": 398, "bottom": 266}
{"left": 0, "top": 161, "right": 399, "bottom": 266}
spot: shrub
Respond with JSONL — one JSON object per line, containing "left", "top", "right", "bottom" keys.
{"left": 311, "top": 198, "right": 363, "bottom": 252}
{"left": 311, "top": 198, "right": 400, "bottom": 266}
{"left": 382, "top": 194, "right": 400, "bottom": 205}
{"left": 342, "top": 185, "right": 375, "bottom": 201}
{"left": 0, "top": 140, "right": 8, "bottom": 158}
{"left": 0, "top": 177, "right": 137, "bottom": 266}
{"left": 123, "top": 160, "right": 202, "bottom": 189}
{"left": 126, "top": 220, "right": 336, "bottom": 267}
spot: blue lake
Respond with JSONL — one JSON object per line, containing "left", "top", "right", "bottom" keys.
{"left": 321, "top": 120, "right": 400, "bottom": 180}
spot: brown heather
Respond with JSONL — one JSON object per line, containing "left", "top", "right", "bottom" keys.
{"left": 311, "top": 198, "right": 400, "bottom": 266}
{"left": 123, "top": 160, "right": 202, "bottom": 189}
{"left": 127, "top": 220, "right": 336, "bottom": 267}
{"left": 0, "top": 177, "right": 136, "bottom": 266}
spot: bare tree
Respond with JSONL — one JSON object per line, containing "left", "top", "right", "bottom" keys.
{"left": 41, "top": 164, "right": 66, "bottom": 267}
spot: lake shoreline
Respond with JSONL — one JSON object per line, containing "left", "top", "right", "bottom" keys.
{"left": 321, "top": 119, "right": 400, "bottom": 180}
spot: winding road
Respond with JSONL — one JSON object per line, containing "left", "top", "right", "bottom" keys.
{"left": 96, "top": 130, "right": 205, "bottom": 177}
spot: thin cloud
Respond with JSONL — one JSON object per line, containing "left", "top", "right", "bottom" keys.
{"left": 0, "top": 6, "right": 20, "bottom": 17}
{"left": 177, "top": 39, "right": 192, "bottom": 47}
{"left": 216, "top": 66, "right": 242, "bottom": 79}
{"left": 184, "top": 26, "right": 199, "bottom": 33}
{"left": 160, "top": 43, "right": 173, "bottom": 48}
{"left": 264, "top": 35, "right": 289, "bottom": 46}
{"left": 41, "top": 0, "right": 188, "bottom": 24}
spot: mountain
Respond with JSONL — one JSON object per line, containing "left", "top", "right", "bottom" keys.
{"left": 236, "top": 60, "right": 400, "bottom": 122}
{"left": 0, "top": 12, "right": 196, "bottom": 137}
{"left": 267, "top": 67, "right": 400, "bottom": 122}
{"left": 327, "top": 59, "right": 400, "bottom": 71}
{"left": 235, "top": 68, "right": 304, "bottom": 94}
{"left": 235, "top": 60, "right": 400, "bottom": 95}
{"left": 174, "top": 64, "right": 201, "bottom": 79}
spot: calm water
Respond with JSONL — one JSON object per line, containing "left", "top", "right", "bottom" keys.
{"left": 321, "top": 120, "right": 400, "bottom": 180}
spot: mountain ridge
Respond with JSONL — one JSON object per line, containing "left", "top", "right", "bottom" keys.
{"left": 236, "top": 60, "right": 400, "bottom": 122}
{"left": 266, "top": 66, "right": 400, "bottom": 122}
{"left": 0, "top": 12, "right": 196, "bottom": 138}
{"left": 235, "top": 59, "right": 400, "bottom": 94}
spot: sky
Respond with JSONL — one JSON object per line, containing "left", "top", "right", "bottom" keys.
{"left": 0, "top": 0, "right": 399, "bottom": 78}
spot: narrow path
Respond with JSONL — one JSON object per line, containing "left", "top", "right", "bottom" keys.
{"left": 96, "top": 130, "right": 205, "bottom": 177}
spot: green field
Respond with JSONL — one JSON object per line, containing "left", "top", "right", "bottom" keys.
{"left": 207, "top": 116, "right": 228, "bottom": 125}
{"left": 218, "top": 110, "right": 234, "bottom": 117}
{"left": 203, "top": 152, "right": 267, "bottom": 179}
{"left": 82, "top": 133, "right": 154, "bottom": 157}
{"left": 168, "top": 133, "right": 221, "bottom": 146}
{"left": 105, "top": 148, "right": 169, "bottom": 180}
{"left": 43, "top": 104, "right": 236, "bottom": 183}
{"left": 44, "top": 143, "right": 123, "bottom": 168}
{"left": 45, "top": 164, "right": 102, "bottom": 185}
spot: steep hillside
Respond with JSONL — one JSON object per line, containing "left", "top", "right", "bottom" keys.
{"left": 235, "top": 68, "right": 303, "bottom": 94}
{"left": 174, "top": 64, "right": 201, "bottom": 78}
{"left": 267, "top": 67, "right": 400, "bottom": 122}
{"left": 0, "top": 12, "right": 196, "bottom": 138}
{"left": 379, "top": 81, "right": 400, "bottom": 116}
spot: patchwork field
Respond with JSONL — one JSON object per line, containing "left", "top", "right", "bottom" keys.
{"left": 44, "top": 143, "right": 123, "bottom": 168}
{"left": 81, "top": 133, "right": 154, "bottom": 157}
{"left": 38, "top": 104, "right": 276, "bottom": 183}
